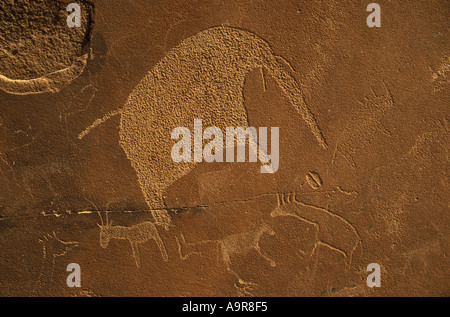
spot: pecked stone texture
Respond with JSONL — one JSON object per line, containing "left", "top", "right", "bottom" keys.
{"left": 0, "top": 0, "right": 93, "bottom": 80}
{"left": 0, "top": 0, "right": 448, "bottom": 297}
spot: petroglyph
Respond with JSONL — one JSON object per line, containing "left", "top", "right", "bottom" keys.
{"left": 235, "top": 280, "right": 259, "bottom": 297}
{"left": 34, "top": 232, "right": 79, "bottom": 294}
{"left": 177, "top": 222, "right": 275, "bottom": 267}
{"left": 0, "top": 0, "right": 447, "bottom": 298}
{"left": 38, "top": 231, "right": 79, "bottom": 265}
{"left": 271, "top": 193, "right": 361, "bottom": 269}
{"left": 336, "top": 186, "right": 358, "bottom": 196}
{"left": 332, "top": 82, "right": 394, "bottom": 168}
{"left": 0, "top": 54, "right": 88, "bottom": 95}
{"left": 306, "top": 171, "right": 322, "bottom": 189}
{"left": 78, "top": 108, "right": 122, "bottom": 140}
{"left": 78, "top": 26, "right": 328, "bottom": 228}
{"left": 220, "top": 222, "right": 276, "bottom": 269}
{"left": 176, "top": 221, "right": 276, "bottom": 296}
{"left": 98, "top": 212, "right": 168, "bottom": 268}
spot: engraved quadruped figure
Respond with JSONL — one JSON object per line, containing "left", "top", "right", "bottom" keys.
{"left": 97, "top": 212, "right": 168, "bottom": 268}
{"left": 271, "top": 192, "right": 362, "bottom": 271}
{"left": 79, "top": 25, "right": 328, "bottom": 230}
{"left": 34, "top": 232, "right": 79, "bottom": 295}
{"left": 176, "top": 221, "right": 276, "bottom": 296}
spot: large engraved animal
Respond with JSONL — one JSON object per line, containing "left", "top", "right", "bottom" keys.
{"left": 80, "top": 26, "right": 327, "bottom": 228}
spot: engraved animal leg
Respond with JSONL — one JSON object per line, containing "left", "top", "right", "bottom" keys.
{"left": 130, "top": 241, "right": 141, "bottom": 268}
{"left": 219, "top": 242, "right": 257, "bottom": 296}
{"left": 176, "top": 234, "right": 219, "bottom": 261}
{"left": 175, "top": 234, "right": 191, "bottom": 260}
{"left": 308, "top": 242, "right": 321, "bottom": 277}
{"left": 346, "top": 240, "right": 362, "bottom": 270}
{"left": 152, "top": 228, "right": 169, "bottom": 262}
{"left": 342, "top": 149, "right": 357, "bottom": 169}
{"left": 228, "top": 267, "right": 258, "bottom": 297}
{"left": 175, "top": 233, "right": 201, "bottom": 260}
{"left": 255, "top": 244, "right": 276, "bottom": 267}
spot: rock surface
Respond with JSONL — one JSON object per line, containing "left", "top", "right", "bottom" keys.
{"left": 0, "top": 0, "right": 448, "bottom": 296}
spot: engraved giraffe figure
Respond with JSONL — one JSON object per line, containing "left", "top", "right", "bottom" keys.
{"left": 98, "top": 212, "right": 168, "bottom": 267}
{"left": 79, "top": 26, "right": 328, "bottom": 230}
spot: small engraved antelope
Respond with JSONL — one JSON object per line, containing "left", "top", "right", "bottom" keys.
{"left": 34, "top": 232, "right": 79, "bottom": 295}
{"left": 220, "top": 221, "right": 276, "bottom": 270}
{"left": 98, "top": 212, "right": 168, "bottom": 267}
{"left": 177, "top": 221, "right": 276, "bottom": 296}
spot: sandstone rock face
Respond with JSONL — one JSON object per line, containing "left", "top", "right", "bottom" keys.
{"left": 0, "top": 0, "right": 448, "bottom": 297}
{"left": 0, "top": 0, "right": 93, "bottom": 94}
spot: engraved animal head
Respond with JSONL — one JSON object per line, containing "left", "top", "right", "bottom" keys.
{"left": 97, "top": 212, "right": 112, "bottom": 248}
{"left": 39, "top": 231, "right": 79, "bottom": 257}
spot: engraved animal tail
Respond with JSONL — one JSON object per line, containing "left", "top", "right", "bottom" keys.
{"left": 265, "top": 57, "right": 328, "bottom": 149}
{"left": 78, "top": 108, "right": 123, "bottom": 139}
